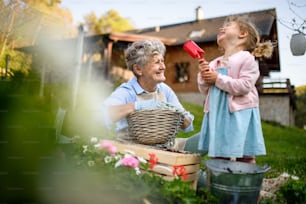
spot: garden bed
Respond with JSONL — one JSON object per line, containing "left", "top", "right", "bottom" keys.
{"left": 110, "top": 140, "right": 202, "bottom": 189}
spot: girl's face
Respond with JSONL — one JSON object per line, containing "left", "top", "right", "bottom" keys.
{"left": 141, "top": 53, "right": 166, "bottom": 84}
{"left": 217, "top": 21, "right": 241, "bottom": 47}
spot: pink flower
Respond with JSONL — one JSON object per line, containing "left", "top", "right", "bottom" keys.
{"left": 120, "top": 156, "right": 139, "bottom": 168}
{"left": 100, "top": 140, "right": 117, "bottom": 155}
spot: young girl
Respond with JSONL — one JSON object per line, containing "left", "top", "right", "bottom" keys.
{"left": 197, "top": 16, "right": 273, "bottom": 164}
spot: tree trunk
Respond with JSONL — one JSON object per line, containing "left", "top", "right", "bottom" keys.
{"left": 0, "top": 0, "right": 18, "bottom": 57}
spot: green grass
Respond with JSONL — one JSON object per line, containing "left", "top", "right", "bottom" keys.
{"left": 259, "top": 123, "right": 306, "bottom": 179}
{"left": 178, "top": 101, "right": 205, "bottom": 138}
{"left": 178, "top": 101, "right": 306, "bottom": 180}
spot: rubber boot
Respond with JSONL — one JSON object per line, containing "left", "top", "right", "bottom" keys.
{"left": 183, "top": 132, "right": 207, "bottom": 156}
{"left": 197, "top": 170, "right": 207, "bottom": 189}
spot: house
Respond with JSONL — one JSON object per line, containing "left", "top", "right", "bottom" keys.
{"left": 121, "top": 7, "right": 295, "bottom": 126}
{"left": 16, "top": 8, "right": 295, "bottom": 126}
{"left": 122, "top": 8, "right": 280, "bottom": 103}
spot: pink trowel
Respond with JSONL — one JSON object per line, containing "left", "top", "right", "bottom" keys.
{"left": 183, "top": 40, "right": 205, "bottom": 60}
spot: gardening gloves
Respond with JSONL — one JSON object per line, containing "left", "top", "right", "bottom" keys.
{"left": 134, "top": 99, "right": 186, "bottom": 113}
{"left": 134, "top": 99, "right": 184, "bottom": 112}
{"left": 134, "top": 99, "right": 165, "bottom": 111}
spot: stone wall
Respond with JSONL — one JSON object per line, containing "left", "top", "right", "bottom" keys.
{"left": 259, "top": 95, "right": 295, "bottom": 126}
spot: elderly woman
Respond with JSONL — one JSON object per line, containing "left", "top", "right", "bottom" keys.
{"left": 103, "top": 39, "right": 194, "bottom": 147}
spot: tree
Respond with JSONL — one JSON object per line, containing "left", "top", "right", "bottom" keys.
{"left": 295, "top": 85, "right": 306, "bottom": 128}
{"left": 278, "top": 0, "right": 306, "bottom": 56}
{"left": 0, "top": 0, "right": 74, "bottom": 77}
{"left": 84, "top": 9, "right": 135, "bottom": 35}
{"left": 83, "top": 12, "right": 100, "bottom": 34}
{"left": 278, "top": 0, "right": 305, "bottom": 34}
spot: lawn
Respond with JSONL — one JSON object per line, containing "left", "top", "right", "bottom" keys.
{"left": 178, "top": 101, "right": 306, "bottom": 180}
{"left": 1, "top": 83, "right": 305, "bottom": 203}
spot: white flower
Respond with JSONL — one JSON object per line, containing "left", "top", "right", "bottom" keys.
{"left": 135, "top": 167, "right": 141, "bottom": 175}
{"left": 291, "top": 175, "right": 299, "bottom": 180}
{"left": 82, "top": 145, "right": 88, "bottom": 154}
{"left": 115, "top": 160, "right": 122, "bottom": 168}
{"left": 90, "top": 137, "right": 98, "bottom": 143}
{"left": 88, "top": 160, "right": 95, "bottom": 167}
{"left": 72, "top": 135, "right": 81, "bottom": 142}
{"left": 104, "top": 156, "right": 113, "bottom": 164}
{"left": 137, "top": 156, "right": 147, "bottom": 164}
{"left": 281, "top": 172, "right": 290, "bottom": 178}
{"left": 94, "top": 143, "right": 100, "bottom": 148}
{"left": 115, "top": 154, "right": 122, "bottom": 160}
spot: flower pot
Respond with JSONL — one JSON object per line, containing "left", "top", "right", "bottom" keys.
{"left": 290, "top": 33, "right": 306, "bottom": 56}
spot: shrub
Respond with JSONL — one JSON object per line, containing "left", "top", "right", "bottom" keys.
{"left": 66, "top": 136, "right": 216, "bottom": 204}
{"left": 277, "top": 179, "right": 306, "bottom": 204}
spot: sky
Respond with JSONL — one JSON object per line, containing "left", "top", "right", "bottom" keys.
{"left": 60, "top": 0, "right": 306, "bottom": 87}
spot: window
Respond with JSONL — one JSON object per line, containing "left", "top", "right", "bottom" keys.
{"left": 189, "top": 29, "right": 205, "bottom": 38}
{"left": 175, "top": 62, "right": 190, "bottom": 82}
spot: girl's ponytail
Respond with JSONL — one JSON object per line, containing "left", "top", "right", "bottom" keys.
{"left": 252, "top": 41, "right": 274, "bottom": 58}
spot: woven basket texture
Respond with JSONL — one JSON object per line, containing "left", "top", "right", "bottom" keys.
{"left": 127, "top": 109, "right": 184, "bottom": 145}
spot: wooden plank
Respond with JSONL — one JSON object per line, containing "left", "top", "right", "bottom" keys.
{"left": 162, "top": 172, "right": 199, "bottom": 189}
{"left": 151, "top": 163, "right": 200, "bottom": 176}
{"left": 162, "top": 172, "right": 198, "bottom": 182}
{"left": 111, "top": 140, "right": 201, "bottom": 166}
{"left": 110, "top": 140, "right": 201, "bottom": 190}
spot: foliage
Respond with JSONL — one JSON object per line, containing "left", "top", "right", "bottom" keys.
{"left": 68, "top": 136, "right": 216, "bottom": 204}
{"left": 84, "top": 9, "right": 135, "bottom": 35}
{"left": 0, "top": 0, "right": 74, "bottom": 76}
{"left": 295, "top": 85, "right": 306, "bottom": 95}
{"left": 278, "top": 0, "right": 306, "bottom": 35}
{"left": 0, "top": 0, "right": 73, "bottom": 46}
{"left": 295, "top": 85, "right": 306, "bottom": 128}
{"left": 0, "top": 50, "right": 32, "bottom": 78}
{"left": 277, "top": 179, "right": 306, "bottom": 204}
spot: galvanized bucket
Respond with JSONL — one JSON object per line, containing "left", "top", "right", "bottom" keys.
{"left": 205, "top": 159, "right": 270, "bottom": 204}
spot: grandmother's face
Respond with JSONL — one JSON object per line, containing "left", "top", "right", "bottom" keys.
{"left": 141, "top": 53, "right": 166, "bottom": 83}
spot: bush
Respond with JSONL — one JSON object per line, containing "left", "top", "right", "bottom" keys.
{"left": 277, "top": 179, "right": 306, "bottom": 204}
{"left": 65, "top": 137, "right": 216, "bottom": 204}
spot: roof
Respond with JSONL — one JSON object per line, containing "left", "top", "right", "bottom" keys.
{"left": 16, "top": 32, "right": 176, "bottom": 55}
{"left": 16, "top": 8, "right": 277, "bottom": 57}
{"left": 126, "top": 8, "right": 277, "bottom": 46}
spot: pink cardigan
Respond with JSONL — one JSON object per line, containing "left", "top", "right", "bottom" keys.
{"left": 198, "top": 51, "right": 260, "bottom": 113}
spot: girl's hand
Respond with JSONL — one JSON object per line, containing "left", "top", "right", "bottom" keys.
{"left": 198, "top": 59, "right": 210, "bottom": 79}
{"left": 203, "top": 70, "right": 218, "bottom": 85}
{"left": 198, "top": 59, "right": 218, "bottom": 84}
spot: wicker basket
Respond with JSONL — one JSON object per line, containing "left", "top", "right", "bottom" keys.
{"left": 127, "top": 109, "right": 185, "bottom": 146}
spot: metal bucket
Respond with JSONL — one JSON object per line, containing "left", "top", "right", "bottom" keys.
{"left": 205, "top": 159, "right": 270, "bottom": 204}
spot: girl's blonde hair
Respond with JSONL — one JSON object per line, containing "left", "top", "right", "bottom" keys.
{"left": 224, "top": 16, "right": 273, "bottom": 58}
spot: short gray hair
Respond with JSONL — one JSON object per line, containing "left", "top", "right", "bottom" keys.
{"left": 124, "top": 39, "right": 166, "bottom": 74}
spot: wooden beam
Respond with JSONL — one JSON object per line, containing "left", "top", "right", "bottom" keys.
{"left": 109, "top": 32, "right": 177, "bottom": 45}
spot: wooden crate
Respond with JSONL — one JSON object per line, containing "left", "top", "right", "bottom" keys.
{"left": 110, "top": 140, "right": 201, "bottom": 189}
